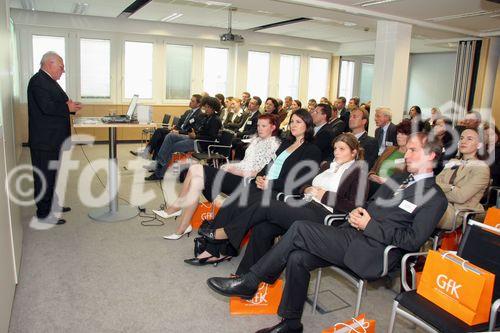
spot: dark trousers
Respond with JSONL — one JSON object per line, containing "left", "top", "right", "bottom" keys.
{"left": 30, "top": 148, "right": 60, "bottom": 218}
{"left": 250, "top": 222, "right": 360, "bottom": 319}
{"left": 148, "top": 128, "right": 170, "bottom": 159}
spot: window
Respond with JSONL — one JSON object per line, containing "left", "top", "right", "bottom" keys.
{"left": 279, "top": 54, "right": 300, "bottom": 99}
{"left": 359, "top": 63, "right": 374, "bottom": 103}
{"left": 307, "top": 57, "right": 329, "bottom": 100}
{"left": 80, "top": 38, "right": 111, "bottom": 99}
{"left": 203, "top": 47, "right": 228, "bottom": 96}
{"left": 338, "top": 60, "right": 355, "bottom": 100}
{"left": 166, "top": 44, "right": 192, "bottom": 99}
{"left": 124, "top": 41, "right": 153, "bottom": 99}
{"left": 247, "top": 51, "right": 270, "bottom": 99}
{"left": 32, "top": 35, "right": 66, "bottom": 91}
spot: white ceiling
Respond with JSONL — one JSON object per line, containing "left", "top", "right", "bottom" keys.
{"left": 10, "top": 0, "right": 500, "bottom": 50}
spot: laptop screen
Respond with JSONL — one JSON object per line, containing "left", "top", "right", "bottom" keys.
{"left": 126, "top": 94, "right": 139, "bottom": 118}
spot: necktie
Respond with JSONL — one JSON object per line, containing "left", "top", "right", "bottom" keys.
{"left": 393, "top": 174, "right": 415, "bottom": 197}
{"left": 181, "top": 109, "right": 195, "bottom": 130}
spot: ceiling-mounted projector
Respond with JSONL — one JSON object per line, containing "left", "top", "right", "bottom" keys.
{"left": 220, "top": 32, "right": 244, "bottom": 42}
{"left": 220, "top": 7, "right": 244, "bottom": 43}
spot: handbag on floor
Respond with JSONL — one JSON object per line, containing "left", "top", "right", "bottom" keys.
{"left": 322, "top": 313, "right": 376, "bottom": 333}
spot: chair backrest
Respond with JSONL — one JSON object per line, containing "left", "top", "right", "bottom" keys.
{"left": 162, "top": 114, "right": 171, "bottom": 125}
{"left": 172, "top": 116, "right": 180, "bottom": 127}
{"left": 219, "top": 130, "right": 235, "bottom": 146}
{"left": 458, "top": 221, "right": 500, "bottom": 301}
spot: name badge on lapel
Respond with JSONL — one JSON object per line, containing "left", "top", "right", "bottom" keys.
{"left": 386, "top": 141, "right": 393, "bottom": 147}
{"left": 189, "top": 118, "right": 195, "bottom": 124}
{"left": 394, "top": 158, "right": 405, "bottom": 165}
{"left": 399, "top": 200, "right": 417, "bottom": 213}
{"left": 247, "top": 120, "right": 252, "bottom": 125}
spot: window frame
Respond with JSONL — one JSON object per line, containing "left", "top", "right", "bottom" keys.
{"left": 246, "top": 50, "right": 271, "bottom": 100}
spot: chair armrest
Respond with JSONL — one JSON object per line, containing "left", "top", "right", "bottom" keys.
{"left": 401, "top": 252, "right": 428, "bottom": 291}
{"left": 244, "top": 176, "right": 255, "bottom": 186}
{"left": 323, "top": 214, "right": 347, "bottom": 226}
{"left": 194, "top": 139, "right": 218, "bottom": 153}
{"left": 284, "top": 194, "right": 303, "bottom": 203}
{"left": 449, "top": 208, "right": 482, "bottom": 233}
{"left": 489, "top": 298, "right": 500, "bottom": 332}
{"left": 207, "top": 144, "right": 232, "bottom": 157}
{"left": 485, "top": 186, "right": 500, "bottom": 206}
{"left": 381, "top": 245, "right": 399, "bottom": 277}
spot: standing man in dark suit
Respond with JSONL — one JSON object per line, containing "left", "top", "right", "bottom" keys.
{"left": 349, "top": 108, "right": 378, "bottom": 170}
{"left": 28, "top": 51, "right": 82, "bottom": 225}
{"left": 336, "top": 96, "right": 350, "bottom": 133}
{"left": 311, "top": 103, "right": 335, "bottom": 162}
{"left": 207, "top": 133, "right": 448, "bottom": 333}
{"left": 374, "top": 107, "right": 397, "bottom": 156}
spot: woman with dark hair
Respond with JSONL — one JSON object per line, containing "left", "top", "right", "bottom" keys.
{"left": 264, "top": 97, "right": 279, "bottom": 116}
{"left": 155, "top": 114, "right": 281, "bottom": 239}
{"left": 190, "top": 133, "right": 369, "bottom": 272}
{"left": 436, "top": 128, "right": 490, "bottom": 230}
{"left": 409, "top": 105, "right": 424, "bottom": 132}
{"left": 433, "top": 116, "right": 458, "bottom": 174}
{"left": 367, "top": 119, "right": 412, "bottom": 197}
{"left": 185, "top": 109, "right": 322, "bottom": 265}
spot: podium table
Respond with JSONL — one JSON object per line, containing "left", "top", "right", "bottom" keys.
{"left": 73, "top": 117, "right": 157, "bottom": 222}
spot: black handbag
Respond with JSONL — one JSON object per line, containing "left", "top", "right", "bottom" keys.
{"left": 194, "top": 236, "right": 207, "bottom": 257}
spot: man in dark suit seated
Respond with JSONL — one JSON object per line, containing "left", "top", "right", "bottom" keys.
{"left": 28, "top": 51, "right": 82, "bottom": 225}
{"left": 132, "top": 94, "right": 203, "bottom": 159}
{"left": 207, "top": 133, "right": 448, "bottom": 333}
{"left": 349, "top": 107, "right": 378, "bottom": 169}
{"left": 231, "top": 96, "right": 262, "bottom": 160}
{"left": 336, "top": 96, "right": 350, "bottom": 133}
{"left": 328, "top": 104, "right": 345, "bottom": 137}
{"left": 374, "top": 107, "right": 397, "bottom": 156}
{"left": 311, "top": 103, "right": 335, "bottom": 162}
{"left": 145, "top": 97, "right": 222, "bottom": 181}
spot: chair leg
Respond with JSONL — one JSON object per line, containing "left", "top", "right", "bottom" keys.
{"left": 354, "top": 279, "right": 364, "bottom": 317}
{"left": 387, "top": 300, "right": 399, "bottom": 333}
{"left": 312, "top": 268, "right": 322, "bottom": 314}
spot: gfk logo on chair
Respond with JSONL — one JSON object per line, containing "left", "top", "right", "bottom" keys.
{"left": 417, "top": 250, "right": 495, "bottom": 325}
{"left": 230, "top": 280, "right": 283, "bottom": 315}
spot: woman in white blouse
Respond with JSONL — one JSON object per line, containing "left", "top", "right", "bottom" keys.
{"left": 155, "top": 114, "right": 281, "bottom": 239}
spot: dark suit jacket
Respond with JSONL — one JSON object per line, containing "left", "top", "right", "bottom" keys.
{"left": 27, "top": 70, "right": 70, "bottom": 152}
{"left": 375, "top": 122, "right": 397, "bottom": 151}
{"left": 177, "top": 108, "right": 204, "bottom": 133}
{"left": 195, "top": 114, "right": 222, "bottom": 141}
{"left": 339, "top": 108, "right": 350, "bottom": 132}
{"left": 314, "top": 123, "right": 335, "bottom": 162}
{"left": 330, "top": 118, "right": 345, "bottom": 139}
{"left": 224, "top": 111, "right": 247, "bottom": 130}
{"left": 320, "top": 160, "right": 369, "bottom": 214}
{"left": 258, "top": 140, "right": 321, "bottom": 194}
{"left": 237, "top": 110, "right": 260, "bottom": 138}
{"left": 358, "top": 132, "right": 378, "bottom": 170}
{"left": 341, "top": 172, "right": 448, "bottom": 280}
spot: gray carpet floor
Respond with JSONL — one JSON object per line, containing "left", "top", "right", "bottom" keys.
{"left": 9, "top": 144, "right": 425, "bottom": 333}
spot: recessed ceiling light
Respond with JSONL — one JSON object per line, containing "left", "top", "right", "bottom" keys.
{"left": 161, "top": 13, "right": 183, "bottom": 22}
{"left": 447, "top": 42, "right": 457, "bottom": 48}
{"left": 353, "top": 0, "right": 402, "bottom": 7}
{"left": 426, "top": 10, "right": 496, "bottom": 22}
{"left": 343, "top": 21, "right": 357, "bottom": 27}
{"left": 257, "top": 10, "right": 272, "bottom": 15}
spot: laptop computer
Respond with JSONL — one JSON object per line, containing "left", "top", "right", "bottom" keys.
{"left": 102, "top": 94, "right": 139, "bottom": 123}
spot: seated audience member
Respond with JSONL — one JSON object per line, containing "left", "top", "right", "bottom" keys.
{"left": 311, "top": 103, "right": 336, "bottom": 162}
{"left": 194, "top": 133, "right": 368, "bottom": 270}
{"left": 409, "top": 105, "right": 425, "bottom": 132}
{"left": 145, "top": 97, "right": 222, "bottom": 181}
{"left": 328, "top": 104, "right": 344, "bottom": 134}
{"left": 374, "top": 107, "right": 397, "bottom": 156}
{"left": 423, "top": 107, "right": 441, "bottom": 132}
{"left": 436, "top": 128, "right": 490, "bottom": 230}
{"left": 264, "top": 97, "right": 279, "bottom": 116}
{"left": 232, "top": 97, "right": 262, "bottom": 160}
{"left": 223, "top": 98, "right": 246, "bottom": 131}
{"left": 337, "top": 96, "right": 350, "bottom": 132}
{"left": 368, "top": 119, "right": 411, "bottom": 197}
{"left": 187, "top": 109, "right": 321, "bottom": 265}
{"left": 484, "top": 124, "right": 499, "bottom": 186}
{"left": 277, "top": 98, "right": 284, "bottom": 113}
{"left": 319, "top": 97, "right": 330, "bottom": 105}
{"left": 432, "top": 116, "right": 458, "bottom": 174}
{"left": 132, "top": 94, "right": 203, "bottom": 159}
{"left": 348, "top": 96, "right": 360, "bottom": 110}
{"left": 279, "top": 99, "right": 301, "bottom": 131}
{"left": 307, "top": 99, "right": 317, "bottom": 113}
{"left": 349, "top": 107, "right": 378, "bottom": 169}
{"left": 455, "top": 111, "right": 482, "bottom": 135}
{"left": 154, "top": 114, "right": 281, "bottom": 240}
{"left": 241, "top": 91, "right": 251, "bottom": 111}
{"left": 215, "top": 93, "right": 225, "bottom": 116}
{"left": 207, "top": 133, "right": 448, "bottom": 333}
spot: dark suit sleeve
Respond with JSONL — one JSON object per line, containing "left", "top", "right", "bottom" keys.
{"left": 363, "top": 138, "right": 379, "bottom": 170}
{"left": 314, "top": 128, "right": 334, "bottom": 162}
{"left": 362, "top": 189, "right": 447, "bottom": 251}
{"left": 31, "top": 83, "right": 69, "bottom": 118}
{"left": 239, "top": 114, "right": 259, "bottom": 137}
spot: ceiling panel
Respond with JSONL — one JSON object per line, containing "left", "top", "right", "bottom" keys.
{"left": 11, "top": 0, "right": 134, "bottom": 17}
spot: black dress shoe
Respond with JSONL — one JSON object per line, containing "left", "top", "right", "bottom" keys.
{"left": 61, "top": 206, "right": 71, "bottom": 213}
{"left": 207, "top": 276, "right": 258, "bottom": 299}
{"left": 255, "top": 321, "right": 303, "bottom": 333}
{"left": 145, "top": 173, "right": 163, "bottom": 181}
{"left": 37, "top": 216, "right": 66, "bottom": 225}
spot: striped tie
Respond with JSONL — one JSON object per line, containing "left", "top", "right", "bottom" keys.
{"left": 393, "top": 174, "right": 415, "bottom": 197}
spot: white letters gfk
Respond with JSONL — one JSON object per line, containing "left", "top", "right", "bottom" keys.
{"left": 436, "top": 274, "right": 462, "bottom": 298}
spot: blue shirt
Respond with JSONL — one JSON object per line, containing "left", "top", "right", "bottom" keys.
{"left": 267, "top": 150, "right": 291, "bottom": 180}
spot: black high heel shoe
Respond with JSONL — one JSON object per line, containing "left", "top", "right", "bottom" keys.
{"left": 184, "top": 256, "right": 231, "bottom": 267}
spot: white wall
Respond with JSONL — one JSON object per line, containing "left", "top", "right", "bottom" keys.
{"left": 406, "top": 52, "right": 457, "bottom": 118}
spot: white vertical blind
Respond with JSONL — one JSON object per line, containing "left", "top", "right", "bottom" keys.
{"left": 203, "top": 47, "right": 228, "bottom": 96}
{"left": 124, "top": 41, "right": 153, "bottom": 99}
{"left": 279, "top": 54, "right": 300, "bottom": 99}
{"left": 338, "top": 60, "right": 355, "bottom": 100}
{"left": 247, "top": 51, "right": 270, "bottom": 99}
{"left": 32, "top": 35, "right": 66, "bottom": 91}
{"left": 359, "top": 62, "right": 374, "bottom": 103}
{"left": 307, "top": 57, "right": 329, "bottom": 100}
{"left": 80, "top": 38, "right": 111, "bottom": 98}
{"left": 166, "top": 44, "right": 193, "bottom": 99}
